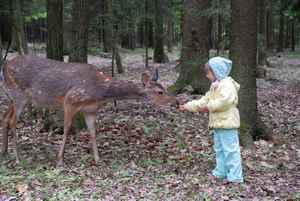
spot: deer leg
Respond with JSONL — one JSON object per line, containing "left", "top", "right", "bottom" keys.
{"left": 10, "top": 100, "right": 27, "bottom": 164}
{"left": 83, "top": 112, "right": 100, "bottom": 164}
{"left": 1, "top": 104, "right": 14, "bottom": 155}
{"left": 57, "top": 104, "right": 77, "bottom": 167}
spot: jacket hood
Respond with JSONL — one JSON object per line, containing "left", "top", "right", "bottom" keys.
{"left": 208, "top": 57, "right": 232, "bottom": 80}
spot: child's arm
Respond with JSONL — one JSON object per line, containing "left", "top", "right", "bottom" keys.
{"left": 181, "top": 91, "right": 210, "bottom": 112}
{"left": 207, "top": 82, "right": 237, "bottom": 112}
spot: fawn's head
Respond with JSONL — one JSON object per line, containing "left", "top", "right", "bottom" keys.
{"left": 141, "top": 69, "right": 178, "bottom": 107}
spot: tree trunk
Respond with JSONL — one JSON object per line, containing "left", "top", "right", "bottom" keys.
{"left": 153, "top": 0, "right": 167, "bottom": 63}
{"left": 145, "top": 0, "right": 149, "bottom": 68}
{"left": 0, "top": 33, "right": 2, "bottom": 58}
{"left": 103, "top": 0, "right": 113, "bottom": 52}
{"left": 217, "top": 0, "right": 223, "bottom": 54}
{"left": 10, "top": 0, "right": 28, "bottom": 55}
{"left": 46, "top": 0, "right": 63, "bottom": 61}
{"left": 137, "top": 19, "right": 144, "bottom": 47}
{"left": 291, "top": 19, "right": 295, "bottom": 51}
{"left": 168, "top": 0, "right": 210, "bottom": 94}
{"left": 115, "top": 46, "right": 123, "bottom": 74}
{"left": 208, "top": 18, "right": 214, "bottom": 50}
{"left": 230, "top": 0, "right": 257, "bottom": 146}
{"left": 284, "top": 18, "right": 291, "bottom": 49}
{"left": 258, "top": 0, "right": 266, "bottom": 65}
{"left": 166, "top": 16, "right": 173, "bottom": 53}
{"left": 266, "top": 0, "right": 273, "bottom": 51}
{"left": 69, "top": 0, "right": 90, "bottom": 63}
{"left": 277, "top": 0, "right": 284, "bottom": 52}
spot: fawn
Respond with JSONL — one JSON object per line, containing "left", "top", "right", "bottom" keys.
{"left": 0, "top": 55, "right": 177, "bottom": 166}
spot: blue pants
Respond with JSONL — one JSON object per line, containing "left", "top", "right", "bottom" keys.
{"left": 212, "top": 129, "right": 244, "bottom": 183}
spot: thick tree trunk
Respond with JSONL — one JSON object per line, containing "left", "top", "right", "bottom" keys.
{"left": 169, "top": 0, "right": 210, "bottom": 94}
{"left": 46, "top": 0, "right": 63, "bottom": 61}
{"left": 10, "top": 0, "right": 28, "bottom": 55}
{"left": 153, "top": 0, "right": 167, "bottom": 63}
{"left": 69, "top": 0, "right": 90, "bottom": 63}
{"left": 230, "top": 0, "right": 257, "bottom": 146}
{"left": 258, "top": 0, "right": 266, "bottom": 65}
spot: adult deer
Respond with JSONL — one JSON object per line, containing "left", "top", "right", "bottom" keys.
{"left": 0, "top": 55, "right": 177, "bottom": 166}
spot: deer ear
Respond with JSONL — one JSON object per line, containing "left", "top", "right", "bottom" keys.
{"left": 151, "top": 68, "right": 159, "bottom": 82}
{"left": 141, "top": 72, "right": 151, "bottom": 86}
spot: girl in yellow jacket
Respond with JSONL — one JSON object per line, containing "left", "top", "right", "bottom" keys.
{"left": 179, "top": 57, "right": 243, "bottom": 183}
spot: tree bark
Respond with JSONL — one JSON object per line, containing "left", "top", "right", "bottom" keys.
{"left": 230, "top": 0, "right": 257, "bottom": 146}
{"left": 153, "top": 0, "right": 167, "bottom": 63}
{"left": 166, "top": 16, "right": 173, "bottom": 53}
{"left": 291, "top": 19, "right": 295, "bottom": 51}
{"left": 169, "top": 0, "right": 210, "bottom": 94}
{"left": 69, "top": 0, "right": 90, "bottom": 63}
{"left": 0, "top": 33, "right": 2, "bottom": 59}
{"left": 217, "top": 0, "right": 223, "bottom": 54}
{"left": 284, "top": 17, "right": 291, "bottom": 49}
{"left": 258, "top": 0, "right": 266, "bottom": 65}
{"left": 10, "top": 0, "right": 28, "bottom": 55}
{"left": 145, "top": 0, "right": 149, "bottom": 68}
{"left": 103, "top": 0, "right": 113, "bottom": 52}
{"left": 277, "top": 0, "right": 285, "bottom": 52}
{"left": 46, "top": 0, "right": 63, "bottom": 61}
{"left": 266, "top": 0, "right": 273, "bottom": 51}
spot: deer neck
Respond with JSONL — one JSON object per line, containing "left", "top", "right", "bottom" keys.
{"left": 103, "top": 80, "right": 147, "bottom": 100}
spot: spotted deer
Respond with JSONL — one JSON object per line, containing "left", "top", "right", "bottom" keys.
{"left": 0, "top": 55, "right": 177, "bottom": 166}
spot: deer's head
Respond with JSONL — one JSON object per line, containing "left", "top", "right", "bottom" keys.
{"left": 140, "top": 69, "right": 178, "bottom": 107}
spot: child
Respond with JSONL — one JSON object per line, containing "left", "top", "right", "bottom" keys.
{"left": 179, "top": 57, "right": 243, "bottom": 183}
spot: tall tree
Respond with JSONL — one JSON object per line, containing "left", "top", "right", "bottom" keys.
{"left": 169, "top": 0, "right": 210, "bottom": 94}
{"left": 10, "top": 0, "right": 28, "bottom": 55}
{"left": 277, "top": 0, "right": 285, "bottom": 52}
{"left": 69, "top": 0, "right": 90, "bottom": 63}
{"left": 230, "top": 0, "right": 257, "bottom": 145}
{"left": 153, "top": 0, "right": 167, "bottom": 63}
{"left": 266, "top": 0, "right": 274, "bottom": 50}
{"left": 102, "top": 0, "right": 113, "bottom": 52}
{"left": 258, "top": 0, "right": 266, "bottom": 65}
{"left": 46, "top": 0, "right": 63, "bottom": 61}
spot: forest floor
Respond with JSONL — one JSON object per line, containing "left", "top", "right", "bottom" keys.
{"left": 0, "top": 49, "right": 299, "bottom": 201}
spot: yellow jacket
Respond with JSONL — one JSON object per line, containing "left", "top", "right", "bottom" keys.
{"left": 184, "top": 77, "right": 240, "bottom": 129}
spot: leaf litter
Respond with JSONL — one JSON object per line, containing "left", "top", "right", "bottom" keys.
{"left": 0, "top": 51, "right": 299, "bottom": 201}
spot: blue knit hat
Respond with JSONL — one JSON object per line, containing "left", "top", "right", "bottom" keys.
{"left": 208, "top": 57, "right": 232, "bottom": 80}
